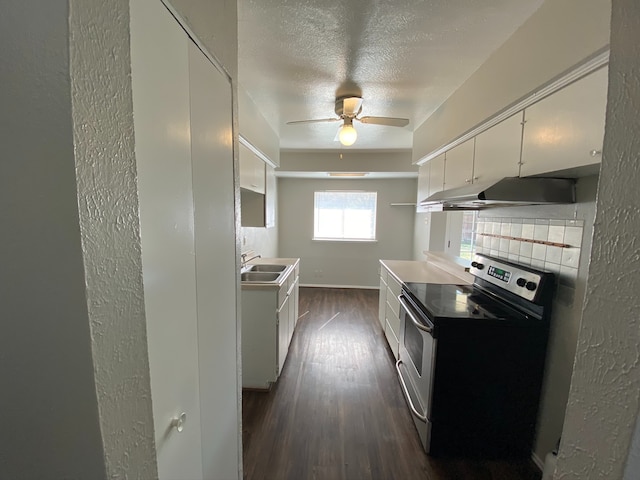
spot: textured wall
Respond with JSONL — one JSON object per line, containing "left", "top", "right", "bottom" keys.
{"left": 69, "top": 0, "right": 158, "bottom": 477}
{"left": 556, "top": 0, "right": 640, "bottom": 477}
{"left": 0, "top": 1, "right": 106, "bottom": 478}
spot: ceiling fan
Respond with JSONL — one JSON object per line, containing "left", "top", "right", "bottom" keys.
{"left": 286, "top": 96, "right": 409, "bottom": 146}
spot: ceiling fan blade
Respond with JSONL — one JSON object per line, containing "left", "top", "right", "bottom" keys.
{"left": 286, "top": 118, "right": 340, "bottom": 125}
{"left": 342, "top": 97, "right": 363, "bottom": 116}
{"left": 333, "top": 127, "right": 341, "bottom": 142}
{"left": 357, "top": 116, "right": 409, "bottom": 127}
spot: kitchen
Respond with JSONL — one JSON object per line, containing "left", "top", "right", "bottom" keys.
{"left": 238, "top": 0, "right": 612, "bottom": 478}
{"left": 2, "top": 0, "right": 639, "bottom": 479}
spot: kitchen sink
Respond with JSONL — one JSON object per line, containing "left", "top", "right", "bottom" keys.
{"left": 247, "top": 264, "right": 287, "bottom": 273}
{"left": 241, "top": 271, "right": 282, "bottom": 283}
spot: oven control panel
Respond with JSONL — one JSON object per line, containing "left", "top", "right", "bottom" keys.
{"left": 487, "top": 265, "right": 511, "bottom": 283}
{"left": 470, "top": 254, "right": 548, "bottom": 302}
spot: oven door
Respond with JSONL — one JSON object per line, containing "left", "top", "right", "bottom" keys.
{"left": 396, "top": 293, "right": 436, "bottom": 453}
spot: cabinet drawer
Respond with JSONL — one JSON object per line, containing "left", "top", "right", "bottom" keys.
{"left": 385, "top": 301, "right": 401, "bottom": 338}
{"left": 386, "top": 275, "right": 401, "bottom": 317}
{"left": 387, "top": 274, "right": 402, "bottom": 297}
{"left": 379, "top": 265, "right": 388, "bottom": 284}
{"left": 386, "top": 290, "right": 400, "bottom": 318}
{"left": 378, "top": 276, "right": 388, "bottom": 328}
{"left": 385, "top": 319, "right": 399, "bottom": 360}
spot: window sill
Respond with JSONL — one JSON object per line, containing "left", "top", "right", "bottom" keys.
{"left": 312, "top": 238, "right": 378, "bottom": 243}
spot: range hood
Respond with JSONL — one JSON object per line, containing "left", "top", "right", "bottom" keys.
{"left": 420, "top": 177, "right": 576, "bottom": 211}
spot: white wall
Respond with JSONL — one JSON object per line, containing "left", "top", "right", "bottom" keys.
{"left": 280, "top": 150, "right": 416, "bottom": 174}
{"left": 278, "top": 178, "right": 416, "bottom": 287}
{"left": 413, "top": 0, "right": 611, "bottom": 161}
{"left": 557, "top": 0, "right": 640, "bottom": 477}
{"left": 1, "top": 1, "right": 157, "bottom": 478}
{"left": 0, "top": 2, "right": 107, "bottom": 477}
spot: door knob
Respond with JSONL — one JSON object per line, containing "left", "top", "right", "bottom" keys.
{"left": 171, "top": 412, "right": 187, "bottom": 433}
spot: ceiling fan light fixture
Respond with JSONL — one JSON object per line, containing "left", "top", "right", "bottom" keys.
{"left": 338, "top": 121, "right": 357, "bottom": 146}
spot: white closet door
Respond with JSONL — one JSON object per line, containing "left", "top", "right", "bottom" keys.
{"left": 188, "top": 42, "right": 240, "bottom": 479}
{"left": 130, "top": 0, "right": 203, "bottom": 478}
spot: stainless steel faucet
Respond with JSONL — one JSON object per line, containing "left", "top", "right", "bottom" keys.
{"left": 241, "top": 253, "right": 261, "bottom": 267}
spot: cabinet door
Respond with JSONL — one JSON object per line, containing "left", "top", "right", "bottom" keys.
{"left": 265, "top": 164, "right": 276, "bottom": 227}
{"left": 292, "top": 276, "right": 299, "bottom": 329}
{"left": 416, "top": 162, "right": 430, "bottom": 213}
{"left": 188, "top": 42, "right": 239, "bottom": 479}
{"left": 474, "top": 112, "right": 523, "bottom": 182}
{"left": 239, "top": 144, "right": 266, "bottom": 193}
{"left": 130, "top": 2, "right": 204, "bottom": 479}
{"left": 521, "top": 67, "right": 608, "bottom": 177}
{"left": 444, "top": 138, "right": 474, "bottom": 190}
{"left": 378, "top": 272, "right": 387, "bottom": 328}
{"left": 428, "top": 154, "right": 445, "bottom": 197}
{"left": 277, "top": 297, "right": 290, "bottom": 376}
{"left": 287, "top": 283, "right": 296, "bottom": 346}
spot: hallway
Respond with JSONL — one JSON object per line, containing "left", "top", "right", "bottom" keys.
{"left": 242, "top": 288, "right": 541, "bottom": 480}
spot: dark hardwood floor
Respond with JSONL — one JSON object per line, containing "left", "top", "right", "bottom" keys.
{"left": 242, "top": 287, "right": 541, "bottom": 480}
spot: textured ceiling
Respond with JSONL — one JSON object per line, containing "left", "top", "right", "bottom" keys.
{"left": 238, "top": 0, "right": 544, "bottom": 151}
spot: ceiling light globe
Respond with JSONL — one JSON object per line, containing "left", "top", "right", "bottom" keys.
{"left": 339, "top": 124, "right": 357, "bottom": 146}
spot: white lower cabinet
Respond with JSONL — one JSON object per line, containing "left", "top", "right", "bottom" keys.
{"left": 378, "top": 268, "right": 388, "bottom": 327}
{"left": 379, "top": 262, "right": 402, "bottom": 360}
{"left": 242, "top": 261, "right": 300, "bottom": 389}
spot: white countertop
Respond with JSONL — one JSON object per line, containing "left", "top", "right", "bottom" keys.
{"left": 380, "top": 253, "right": 473, "bottom": 285}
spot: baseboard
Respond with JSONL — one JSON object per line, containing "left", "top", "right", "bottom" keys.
{"left": 532, "top": 451, "right": 544, "bottom": 471}
{"left": 299, "top": 283, "right": 378, "bottom": 290}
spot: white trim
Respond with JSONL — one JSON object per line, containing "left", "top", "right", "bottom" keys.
{"left": 299, "top": 283, "right": 378, "bottom": 290}
{"left": 532, "top": 451, "right": 545, "bottom": 471}
{"left": 160, "top": 0, "right": 232, "bottom": 84}
{"left": 239, "top": 134, "right": 278, "bottom": 168}
{"left": 416, "top": 48, "right": 610, "bottom": 165}
{"left": 312, "top": 238, "right": 378, "bottom": 243}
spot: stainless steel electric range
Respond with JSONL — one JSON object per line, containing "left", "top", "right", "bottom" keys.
{"left": 395, "top": 253, "right": 555, "bottom": 458}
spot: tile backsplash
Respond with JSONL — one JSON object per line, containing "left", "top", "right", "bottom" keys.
{"left": 474, "top": 217, "right": 585, "bottom": 304}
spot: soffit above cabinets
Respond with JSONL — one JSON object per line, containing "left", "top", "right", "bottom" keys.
{"left": 238, "top": 0, "right": 544, "bottom": 151}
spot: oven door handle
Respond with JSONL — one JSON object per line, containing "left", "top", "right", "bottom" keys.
{"left": 398, "top": 294, "right": 433, "bottom": 334}
{"left": 395, "top": 360, "right": 427, "bottom": 423}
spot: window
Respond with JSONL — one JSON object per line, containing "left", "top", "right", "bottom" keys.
{"left": 459, "top": 211, "right": 477, "bottom": 260}
{"left": 313, "top": 191, "right": 377, "bottom": 241}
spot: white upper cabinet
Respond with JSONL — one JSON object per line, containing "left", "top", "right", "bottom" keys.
{"left": 416, "top": 153, "right": 445, "bottom": 211}
{"left": 429, "top": 153, "right": 446, "bottom": 196}
{"left": 239, "top": 143, "right": 266, "bottom": 194}
{"left": 416, "top": 162, "right": 430, "bottom": 212}
{"left": 443, "top": 138, "right": 474, "bottom": 190}
{"left": 520, "top": 67, "right": 608, "bottom": 177}
{"left": 265, "top": 164, "right": 276, "bottom": 227}
{"left": 474, "top": 112, "right": 524, "bottom": 182}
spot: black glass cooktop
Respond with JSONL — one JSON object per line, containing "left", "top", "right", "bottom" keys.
{"left": 403, "top": 282, "right": 527, "bottom": 322}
